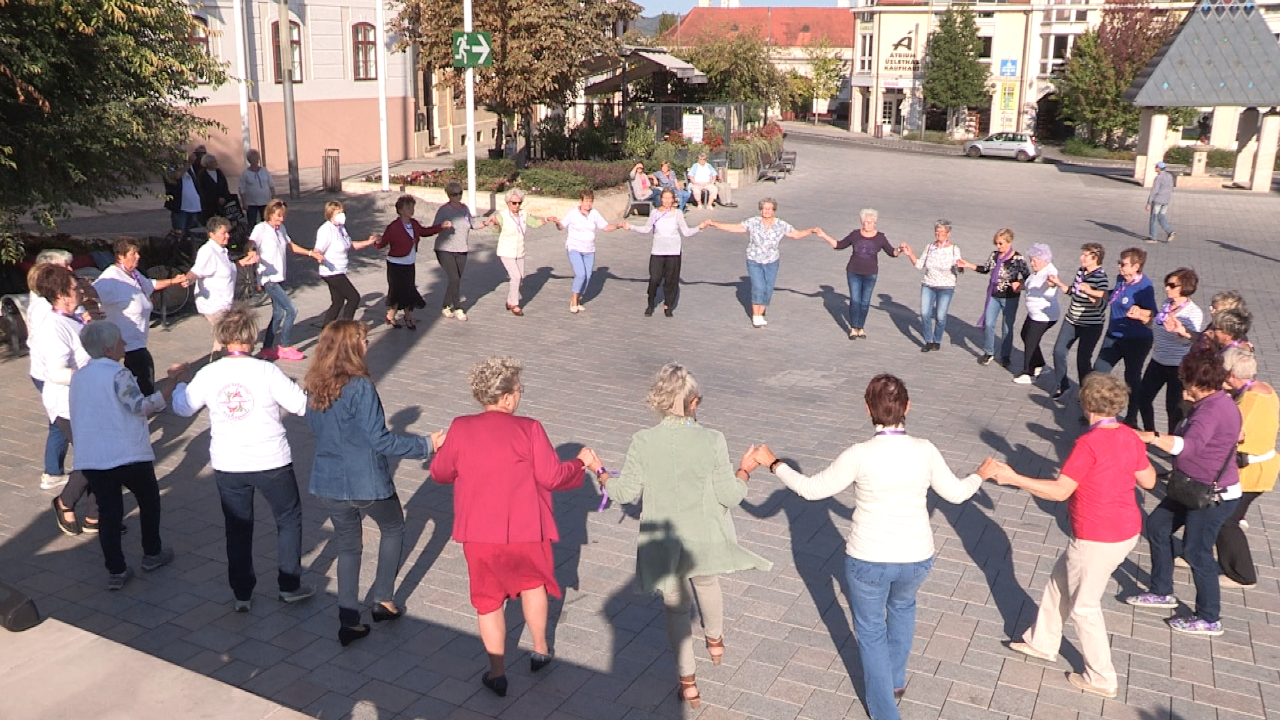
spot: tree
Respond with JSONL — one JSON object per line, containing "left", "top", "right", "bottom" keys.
{"left": 668, "top": 31, "right": 786, "bottom": 109}
{"left": 0, "top": 0, "right": 226, "bottom": 261}
{"left": 395, "top": 0, "right": 639, "bottom": 150}
{"left": 656, "top": 13, "right": 680, "bottom": 38}
{"left": 804, "top": 37, "right": 845, "bottom": 113}
{"left": 921, "top": 7, "right": 990, "bottom": 133}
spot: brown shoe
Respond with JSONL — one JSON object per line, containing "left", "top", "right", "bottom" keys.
{"left": 705, "top": 636, "right": 724, "bottom": 665}
{"left": 678, "top": 675, "right": 700, "bottom": 709}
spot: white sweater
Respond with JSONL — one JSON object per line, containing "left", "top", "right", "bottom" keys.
{"left": 775, "top": 431, "right": 982, "bottom": 563}
{"left": 31, "top": 313, "right": 91, "bottom": 422}
{"left": 70, "top": 358, "right": 165, "bottom": 471}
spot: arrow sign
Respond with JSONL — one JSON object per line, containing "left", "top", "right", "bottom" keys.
{"left": 452, "top": 31, "right": 493, "bottom": 68}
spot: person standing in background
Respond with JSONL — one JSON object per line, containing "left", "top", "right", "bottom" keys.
{"left": 238, "top": 149, "right": 275, "bottom": 227}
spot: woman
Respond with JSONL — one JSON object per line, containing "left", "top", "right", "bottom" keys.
{"left": 93, "top": 237, "right": 187, "bottom": 394}
{"left": 491, "top": 188, "right": 546, "bottom": 316}
{"left": 957, "top": 228, "right": 1030, "bottom": 367}
{"left": 604, "top": 363, "right": 772, "bottom": 708}
{"left": 196, "top": 153, "right": 232, "bottom": 222}
{"left": 1215, "top": 348, "right": 1278, "bottom": 588}
{"left": 376, "top": 194, "right": 448, "bottom": 328}
{"left": 1204, "top": 306, "right": 1252, "bottom": 352}
{"left": 549, "top": 189, "right": 620, "bottom": 313}
{"left": 653, "top": 161, "right": 692, "bottom": 211}
{"left": 304, "top": 321, "right": 444, "bottom": 645}
{"left": 432, "top": 182, "right": 479, "bottom": 321}
{"left": 629, "top": 162, "right": 661, "bottom": 205}
{"left": 622, "top": 189, "right": 700, "bottom": 317}
{"left": 1132, "top": 268, "right": 1203, "bottom": 431}
{"left": 821, "top": 208, "right": 903, "bottom": 340}
{"left": 900, "top": 220, "right": 963, "bottom": 352}
{"left": 314, "top": 201, "right": 379, "bottom": 328}
{"left": 1094, "top": 247, "right": 1158, "bottom": 413}
{"left": 1013, "top": 244, "right": 1060, "bottom": 384}
{"left": 170, "top": 306, "right": 315, "bottom": 612}
{"left": 70, "top": 321, "right": 179, "bottom": 590}
{"left": 988, "top": 373, "right": 1156, "bottom": 698}
{"left": 251, "top": 199, "right": 317, "bottom": 361}
{"left": 752, "top": 375, "right": 992, "bottom": 720}
{"left": 701, "top": 198, "right": 820, "bottom": 328}
{"left": 1046, "top": 243, "right": 1109, "bottom": 401}
{"left": 237, "top": 148, "right": 275, "bottom": 227}
{"left": 1126, "top": 344, "right": 1243, "bottom": 636}
{"left": 187, "top": 216, "right": 259, "bottom": 355}
{"left": 31, "top": 264, "right": 99, "bottom": 535}
{"left": 428, "top": 357, "right": 604, "bottom": 696}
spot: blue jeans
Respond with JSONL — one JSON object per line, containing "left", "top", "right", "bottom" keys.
{"left": 847, "top": 555, "right": 934, "bottom": 720}
{"left": 261, "top": 281, "right": 296, "bottom": 349}
{"left": 31, "top": 378, "right": 69, "bottom": 475}
{"left": 982, "top": 296, "right": 1019, "bottom": 358}
{"left": 171, "top": 210, "right": 201, "bottom": 233}
{"left": 1148, "top": 203, "right": 1172, "bottom": 239}
{"left": 919, "top": 286, "right": 954, "bottom": 344}
{"left": 1145, "top": 495, "right": 1237, "bottom": 623}
{"left": 567, "top": 250, "right": 595, "bottom": 295}
{"left": 847, "top": 273, "right": 877, "bottom": 329}
{"left": 746, "top": 260, "right": 780, "bottom": 306}
{"left": 215, "top": 465, "right": 304, "bottom": 601}
{"left": 318, "top": 494, "right": 405, "bottom": 628}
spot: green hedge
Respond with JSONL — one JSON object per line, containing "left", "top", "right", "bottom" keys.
{"left": 1062, "top": 138, "right": 1134, "bottom": 160}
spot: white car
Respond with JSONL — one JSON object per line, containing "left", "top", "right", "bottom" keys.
{"left": 963, "top": 133, "right": 1040, "bottom": 162}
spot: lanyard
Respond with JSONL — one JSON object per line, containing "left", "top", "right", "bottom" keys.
{"left": 118, "top": 264, "right": 147, "bottom": 288}
{"left": 1088, "top": 417, "right": 1119, "bottom": 431}
{"left": 1109, "top": 275, "right": 1142, "bottom": 306}
{"left": 224, "top": 351, "right": 251, "bottom": 358}
{"left": 1155, "top": 298, "right": 1187, "bottom": 325}
{"left": 876, "top": 428, "right": 907, "bottom": 436}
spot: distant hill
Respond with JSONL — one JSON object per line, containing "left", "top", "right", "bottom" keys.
{"left": 629, "top": 15, "right": 665, "bottom": 39}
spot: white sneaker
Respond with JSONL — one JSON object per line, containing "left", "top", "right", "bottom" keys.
{"left": 442, "top": 307, "right": 454, "bottom": 318}
{"left": 40, "top": 474, "right": 69, "bottom": 490}
{"left": 751, "top": 315, "right": 765, "bottom": 327}
{"left": 1239, "top": 519, "right": 1249, "bottom": 531}
{"left": 1033, "top": 367, "right": 1044, "bottom": 377}
{"left": 759, "top": 316, "right": 768, "bottom": 326}
{"left": 453, "top": 309, "right": 468, "bottom": 321}
{"left": 1013, "top": 375, "right": 1033, "bottom": 385}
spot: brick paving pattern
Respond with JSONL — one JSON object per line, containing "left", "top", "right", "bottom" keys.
{"left": 1, "top": 138, "right": 1278, "bottom": 720}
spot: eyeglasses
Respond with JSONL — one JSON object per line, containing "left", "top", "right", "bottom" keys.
{"left": 1165, "top": 282, "right": 1180, "bottom": 288}
{"left": 508, "top": 201, "right": 522, "bottom": 206}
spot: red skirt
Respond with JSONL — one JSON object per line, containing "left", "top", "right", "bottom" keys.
{"left": 462, "top": 540, "right": 560, "bottom": 614}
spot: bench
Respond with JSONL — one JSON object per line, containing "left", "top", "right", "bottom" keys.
{"left": 757, "top": 151, "right": 788, "bottom": 182}
{"left": 624, "top": 182, "right": 653, "bottom": 218}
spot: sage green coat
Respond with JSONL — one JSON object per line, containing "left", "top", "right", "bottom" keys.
{"left": 609, "top": 416, "right": 772, "bottom": 595}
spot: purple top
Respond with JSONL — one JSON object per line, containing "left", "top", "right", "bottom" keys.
{"left": 835, "top": 231, "right": 896, "bottom": 276}
{"left": 1175, "top": 390, "right": 1242, "bottom": 487}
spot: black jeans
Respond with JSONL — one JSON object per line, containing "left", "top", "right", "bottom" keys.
{"left": 84, "top": 462, "right": 163, "bottom": 575}
{"left": 123, "top": 348, "right": 155, "bottom": 396}
{"left": 214, "top": 465, "right": 303, "bottom": 601}
{"left": 435, "top": 251, "right": 468, "bottom": 310}
{"left": 1094, "top": 334, "right": 1153, "bottom": 424}
{"left": 321, "top": 274, "right": 360, "bottom": 326}
{"left": 647, "top": 254, "right": 682, "bottom": 310}
{"left": 1137, "top": 360, "right": 1185, "bottom": 433}
{"left": 1052, "top": 320, "right": 1103, "bottom": 391}
{"left": 1216, "top": 491, "right": 1260, "bottom": 585}
{"left": 1019, "top": 318, "right": 1056, "bottom": 377}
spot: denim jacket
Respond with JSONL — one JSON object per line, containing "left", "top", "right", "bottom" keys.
{"left": 306, "top": 377, "right": 430, "bottom": 501}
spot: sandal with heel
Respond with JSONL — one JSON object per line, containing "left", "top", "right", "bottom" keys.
{"left": 705, "top": 636, "right": 724, "bottom": 665}
{"left": 679, "top": 675, "right": 701, "bottom": 709}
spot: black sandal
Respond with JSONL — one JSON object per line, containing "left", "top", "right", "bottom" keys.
{"left": 52, "top": 497, "right": 81, "bottom": 536}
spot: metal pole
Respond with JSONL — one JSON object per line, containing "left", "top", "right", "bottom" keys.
{"left": 375, "top": 0, "right": 390, "bottom": 191}
{"left": 278, "top": 0, "right": 300, "bottom": 199}
{"left": 464, "top": 0, "right": 477, "bottom": 213}
{"left": 232, "top": 0, "right": 251, "bottom": 157}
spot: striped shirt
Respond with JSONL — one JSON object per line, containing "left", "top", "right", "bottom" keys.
{"left": 1064, "top": 267, "right": 1109, "bottom": 326}
{"left": 1150, "top": 300, "right": 1204, "bottom": 366}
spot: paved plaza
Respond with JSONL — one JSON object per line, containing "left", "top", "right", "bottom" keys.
{"left": 1, "top": 137, "right": 1279, "bottom": 720}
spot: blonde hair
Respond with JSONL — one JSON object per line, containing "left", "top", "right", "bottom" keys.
{"left": 214, "top": 304, "right": 259, "bottom": 348}
{"left": 647, "top": 362, "right": 700, "bottom": 416}
{"left": 264, "top": 198, "right": 288, "bottom": 222}
{"left": 469, "top": 356, "right": 523, "bottom": 406}
{"left": 324, "top": 201, "right": 344, "bottom": 221}
{"left": 994, "top": 228, "right": 1014, "bottom": 245}
{"left": 1078, "top": 373, "right": 1130, "bottom": 417}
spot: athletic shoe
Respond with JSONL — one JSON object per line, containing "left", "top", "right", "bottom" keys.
{"left": 930, "top": 342, "right": 941, "bottom": 351}
{"left": 1033, "top": 367, "right": 1044, "bottom": 377}
{"left": 454, "top": 309, "right": 468, "bottom": 321}
{"left": 256, "top": 347, "right": 278, "bottom": 360}
{"left": 1067, "top": 672, "right": 1117, "bottom": 698}
{"left": 1125, "top": 593, "right": 1178, "bottom": 609}
{"left": 107, "top": 567, "right": 133, "bottom": 591}
{"left": 1008, "top": 641, "right": 1057, "bottom": 662}
{"left": 233, "top": 599, "right": 252, "bottom": 613}
{"left": 1174, "top": 556, "right": 1190, "bottom": 568}
{"left": 141, "top": 547, "right": 174, "bottom": 572}
{"left": 40, "top": 473, "right": 69, "bottom": 490}
{"left": 978, "top": 354, "right": 993, "bottom": 366}
{"left": 443, "top": 307, "right": 454, "bottom": 318}
{"left": 279, "top": 585, "right": 316, "bottom": 603}
{"left": 920, "top": 344, "right": 931, "bottom": 353}
{"left": 1239, "top": 519, "right": 1249, "bottom": 531}
{"left": 759, "top": 316, "right": 768, "bottom": 326}
{"left": 1013, "top": 375, "right": 1033, "bottom": 385}
{"left": 1166, "top": 232, "right": 1177, "bottom": 242}
{"left": 1145, "top": 237, "right": 1158, "bottom": 244}
{"left": 752, "top": 316, "right": 765, "bottom": 327}
{"left": 276, "top": 346, "right": 305, "bottom": 361}
{"left": 1167, "top": 616, "right": 1222, "bottom": 636}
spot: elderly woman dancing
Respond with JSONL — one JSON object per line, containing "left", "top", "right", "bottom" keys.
{"left": 1131, "top": 268, "right": 1203, "bottom": 431}
{"left": 549, "top": 189, "right": 620, "bottom": 314}
{"left": 94, "top": 237, "right": 187, "bottom": 394}
{"left": 957, "top": 228, "right": 1030, "bottom": 367}
{"left": 900, "top": 220, "right": 964, "bottom": 352}
{"left": 490, "top": 189, "right": 546, "bottom": 316}
{"left": 822, "top": 208, "right": 904, "bottom": 339}
{"left": 375, "top": 194, "right": 449, "bottom": 329}
{"left": 752, "top": 375, "right": 993, "bottom": 720}
{"left": 1045, "top": 243, "right": 1109, "bottom": 401}
{"left": 1013, "top": 243, "right": 1060, "bottom": 384}
{"left": 429, "top": 357, "right": 604, "bottom": 697}
{"left": 623, "top": 189, "right": 700, "bottom": 317}
{"left": 603, "top": 363, "right": 772, "bottom": 708}
{"left": 989, "top": 373, "right": 1156, "bottom": 698}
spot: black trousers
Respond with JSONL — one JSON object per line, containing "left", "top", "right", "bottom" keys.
{"left": 647, "top": 254, "right": 682, "bottom": 310}
{"left": 123, "top": 348, "right": 155, "bottom": 396}
{"left": 435, "top": 251, "right": 468, "bottom": 310}
{"left": 1136, "top": 360, "right": 1186, "bottom": 433}
{"left": 322, "top": 274, "right": 360, "bottom": 326}
{"left": 1216, "top": 491, "right": 1260, "bottom": 585}
{"left": 1019, "top": 318, "right": 1056, "bottom": 377}
{"left": 1095, "top": 335, "right": 1153, "bottom": 425}
{"left": 84, "top": 462, "right": 162, "bottom": 575}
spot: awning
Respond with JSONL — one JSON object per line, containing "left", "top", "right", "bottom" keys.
{"left": 583, "top": 48, "right": 707, "bottom": 96}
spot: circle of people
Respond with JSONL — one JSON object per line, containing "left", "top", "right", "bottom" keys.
{"left": 23, "top": 184, "right": 1275, "bottom": 717}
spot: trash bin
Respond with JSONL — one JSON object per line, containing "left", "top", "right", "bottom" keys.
{"left": 322, "top": 149, "right": 341, "bottom": 193}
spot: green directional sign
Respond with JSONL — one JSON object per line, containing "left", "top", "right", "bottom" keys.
{"left": 452, "top": 31, "right": 493, "bottom": 68}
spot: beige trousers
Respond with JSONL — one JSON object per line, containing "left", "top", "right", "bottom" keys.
{"left": 500, "top": 256, "right": 524, "bottom": 308}
{"left": 689, "top": 182, "right": 718, "bottom": 207}
{"left": 1023, "top": 534, "right": 1139, "bottom": 690}
{"left": 662, "top": 575, "right": 724, "bottom": 677}
{"left": 204, "top": 310, "right": 227, "bottom": 352}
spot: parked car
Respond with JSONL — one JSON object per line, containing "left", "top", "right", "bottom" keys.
{"left": 963, "top": 133, "right": 1040, "bottom": 162}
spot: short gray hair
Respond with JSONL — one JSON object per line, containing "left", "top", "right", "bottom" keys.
{"left": 1027, "top": 243, "right": 1053, "bottom": 263}
{"left": 201, "top": 154, "right": 219, "bottom": 168}
{"left": 79, "top": 321, "right": 122, "bottom": 359}
{"left": 245, "top": 148, "right": 261, "bottom": 163}
{"left": 469, "top": 356, "right": 522, "bottom": 406}
{"left": 934, "top": 219, "right": 952, "bottom": 232}
{"left": 647, "top": 362, "right": 700, "bottom": 417}
{"left": 504, "top": 188, "right": 525, "bottom": 204}
{"left": 35, "top": 249, "right": 74, "bottom": 266}
{"left": 1223, "top": 347, "right": 1257, "bottom": 380}
{"left": 758, "top": 198, "right": 777, "bottom": 212}
{"left": 860, "top": 208, "right": 878, "bottom": 222}
{"left": 445, "top": 181, "right": 464, "bottom": 197}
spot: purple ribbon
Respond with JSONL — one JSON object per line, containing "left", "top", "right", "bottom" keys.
{"left": 596, "top": 468, "right": 613, "bottom": 512}
{"left": 977, "top": 250, "right": 1012, "bottom": 329}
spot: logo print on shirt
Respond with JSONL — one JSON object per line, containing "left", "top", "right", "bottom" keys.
{"left": 217, "top": 383, "right": 254, "bottom": 420}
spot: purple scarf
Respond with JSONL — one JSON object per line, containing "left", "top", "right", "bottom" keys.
{"left": 976, "top": 250, "right": 1013, "bottom": 329}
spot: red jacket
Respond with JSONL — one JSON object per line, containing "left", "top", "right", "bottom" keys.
{"left": 376, "top": 218, "right": 444, "bottom": 259}
{"left": 429, "top": 412, "right": 585, "bottom": 544}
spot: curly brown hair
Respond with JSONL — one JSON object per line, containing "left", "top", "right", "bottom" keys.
{"left": 304, "top": 321, "right": 371, "bottom": 412}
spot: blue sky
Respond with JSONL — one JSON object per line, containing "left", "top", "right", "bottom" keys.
{"left": 637, "top": 0, "right": 836, "bottom": 17}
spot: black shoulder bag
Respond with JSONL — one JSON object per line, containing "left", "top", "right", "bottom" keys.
{"left": 1165, "top": 448, "right": 1234, "bottom": 510}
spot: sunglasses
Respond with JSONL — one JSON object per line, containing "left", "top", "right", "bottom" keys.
{"left": 1165, "top": 282, "right": 1180, "bottom": 288}
{"left": 508, "top": 201, "right": 522, "bottom": 206}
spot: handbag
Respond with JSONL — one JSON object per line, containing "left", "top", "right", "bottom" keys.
{"left": 1165, "top": 447, "right": 1235, "bottom": 510}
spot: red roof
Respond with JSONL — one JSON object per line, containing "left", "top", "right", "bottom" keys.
{"left": 663, "top": 7, "right": 857, "bottom": 47}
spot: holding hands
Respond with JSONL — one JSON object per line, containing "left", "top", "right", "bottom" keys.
{"left": 429, "top": 430, "right": 447, "bottom": 452}
{"left": 577, "top": 447, "right": 605, "bottom": 475}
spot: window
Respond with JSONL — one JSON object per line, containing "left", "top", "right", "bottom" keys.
{"left": 272, "top": 20, "right": 303, "bottom": 84}
{"left": 978, "top": 37, "right": 993, "bottom": 63}
{"left": 1040, "top": 34, "right": 1072, "bottom": 75}
{"left": 352, "top": 23, "right": 377, "bottom": 81}
{"left": 189, "top": 16, "right": 212, "bottom": 84}
{"left": 858, "top": 33, "right": 874, "bottom": 73}
{"left": 881, "top": 99, "right": 895, "bottom": 124}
